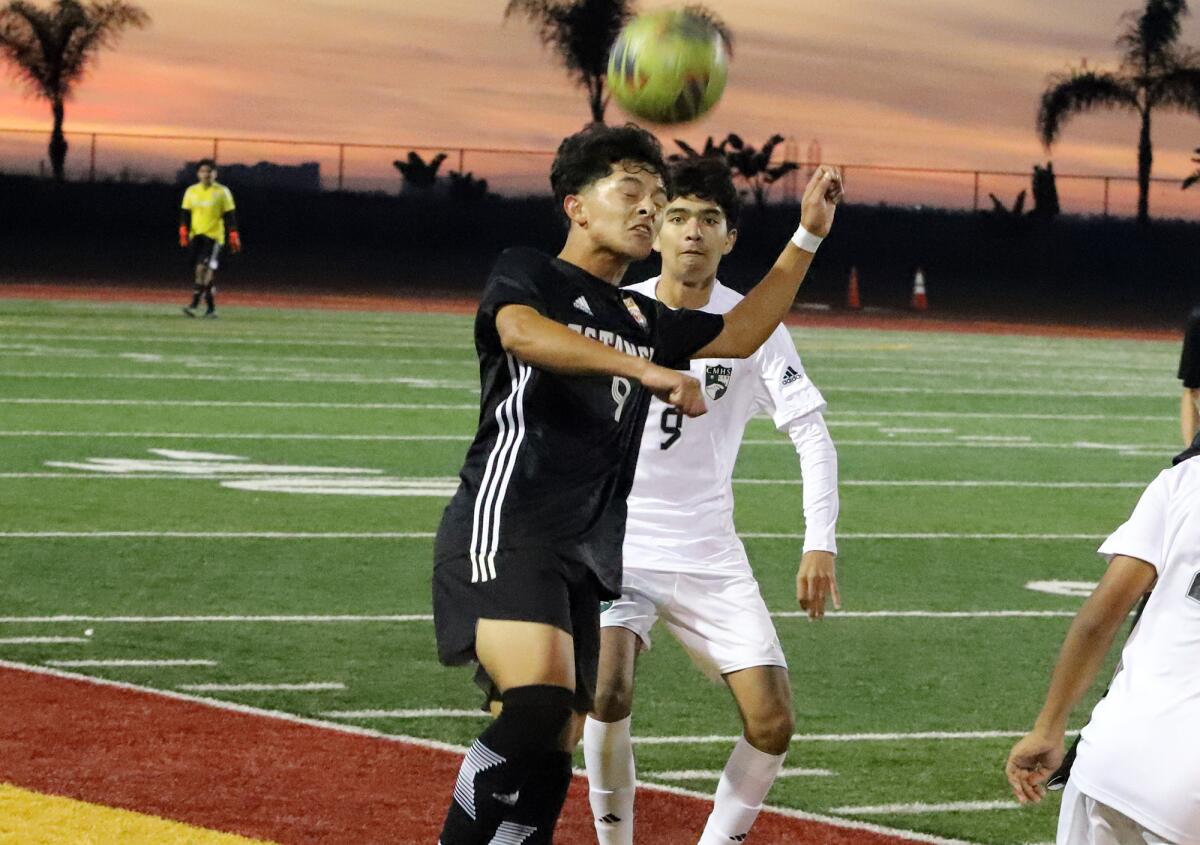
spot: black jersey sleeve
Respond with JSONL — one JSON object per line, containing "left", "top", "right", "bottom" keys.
{"left": 476, "top": 248, "right": 551, "bottom": 351}
{"left": 646, "top": 297, "right": 725, "bottom": 369}
{"left": 1179, "top": 307, "right": 1200, "bottom": 388}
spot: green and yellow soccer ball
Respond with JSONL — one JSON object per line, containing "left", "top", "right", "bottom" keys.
{"left": 607, "top": 8, "right": 730, "bottom": 125}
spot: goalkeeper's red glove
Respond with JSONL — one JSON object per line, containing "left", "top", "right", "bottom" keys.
{"left": 228, "top": 230, "right": 242, "bottom": 253}
{"left": 178, "top": 226, "right": 189, "bottom": 248}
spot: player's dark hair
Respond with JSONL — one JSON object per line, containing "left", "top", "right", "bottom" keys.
{"left": 550, "top": 123, "right": 667, "bottom": 206}
{"left": 196, "top": 158, "right": 216, "bottom": 170}
{"left": 668, "top": 157, "right": 740, "bottom": 228}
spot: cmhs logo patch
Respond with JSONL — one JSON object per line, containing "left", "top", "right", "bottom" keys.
{"left": 705, "top": 364, "right": 732, "bottom": 400}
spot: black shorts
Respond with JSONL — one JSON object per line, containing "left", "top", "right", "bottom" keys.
{"left": 190, "top": 235, "right": 222, "bottom": 271}
{"left": 432, "top": 545, "right": 602, "bottom": 713}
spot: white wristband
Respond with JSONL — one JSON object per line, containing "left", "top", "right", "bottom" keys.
{"left": 791, "top": 225, "right": 824, "bottom": 253}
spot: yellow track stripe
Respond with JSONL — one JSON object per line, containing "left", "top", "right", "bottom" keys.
{"left": 0, "top": 783, "right": 278, "bottom": 845}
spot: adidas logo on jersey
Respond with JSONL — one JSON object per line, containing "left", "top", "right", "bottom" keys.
{"left": 492, "top": 789, "right": 520, "bottom": 807}
{"left": 781, "top": 366, "right": 803, "bottom": 386}
{"left": 597, "top": 814, "right": 623, "bottom": 824}
{"left": 573, "top": 296, "right": 593, "bottom": 316}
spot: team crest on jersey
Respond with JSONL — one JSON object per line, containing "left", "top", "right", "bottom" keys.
{"left": 705, "top": 364, "right": 732, "bottom": 400}
{"left": 622, "top": 296, "right": 648, "bottom": 331}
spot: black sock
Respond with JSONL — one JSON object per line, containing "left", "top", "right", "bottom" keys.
{"left": 496, "top": 751, "right": 572, "bottom": 844}
{"left": 439, "top": 685, "right": 572, "bottom": 845}
{"left": 204, "top": 287, "right": 215, "bottom": 312}
{"left": 189, "top": 286, "right": 202, "bottom": 308}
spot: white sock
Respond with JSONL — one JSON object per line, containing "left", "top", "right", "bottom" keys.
{"left": 697, "top": 737, "right": 786, "bottom": 845}
{"left": 583, "top": 715, "right": 636, "bottom": 845}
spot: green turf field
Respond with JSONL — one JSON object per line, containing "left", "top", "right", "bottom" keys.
{"left": 0, "top": 297, "right": 1182, "bottom": 844}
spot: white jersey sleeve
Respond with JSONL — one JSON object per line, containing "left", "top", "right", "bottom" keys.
{"left": 754, "top": 324, "right": 826, "bottom": 428}
{"left": 1097, "top": 469, "right": 1169, "bottom": 573}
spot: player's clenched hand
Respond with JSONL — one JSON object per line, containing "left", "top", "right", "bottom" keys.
{"left": 640, "top": 364, "right": 706, "bottom": 417}
{"left": 796, "top": 550, "right": 840, "bottom": 620}
{"left": 1005, "top": 730, "right": 1064, "bottom": 805}
{"left": 799, "top": 165, "right": 843, "bottom": 239}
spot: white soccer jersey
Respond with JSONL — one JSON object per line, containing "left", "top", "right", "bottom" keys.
{"left": 1070, "top": 459, "right": 1200, "bottom": 845}
{"left": 622, "top": 277, "right": 834, "bottom": 574}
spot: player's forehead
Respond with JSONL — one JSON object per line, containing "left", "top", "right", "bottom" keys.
{"left": 665, "top": 194, "right": 724, "bottom": 217}
{"left": 603, "top": 160, "right": 666, "bottom": 197}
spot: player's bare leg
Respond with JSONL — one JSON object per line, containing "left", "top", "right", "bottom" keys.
{"left": 439, "top": 619, "right": 576, "bottom": 845}
{"left": 697, "top": 666, "right": 794, "bottom": 845}
{"left": 584, "top": 626, "right": 641, "bottom": 845}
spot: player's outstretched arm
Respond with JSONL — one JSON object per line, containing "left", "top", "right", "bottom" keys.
{"left": 496, "top": 304, "right": 706, "bottom": 416}
{"left": 692, "top": 166, "right": 842, "bottom": 359}
{"left": 1004, "top": 554, "right": 1155, "bottom": 804}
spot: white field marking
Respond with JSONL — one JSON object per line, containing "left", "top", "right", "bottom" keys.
{"left": 0, "top": 660, "right": 976, "bottom": 845}
{"left": 647, "top": 767, "right": 835, "bottom": 781}
{"left": 178, "top": 682, "right": 346, "bottom": 692}
{"left": 833, "top": 410, "right": 1175, "bottom": 422}
{"left": 743, "top": 438, "right": 1170, "bottom": 451}
{"left": 322, "top": 708, "right": 486, "bottom": 719}
{"left": 0, "top": 398, "right": 479, "bottom": 410}
{"left": 735, "top": 479, "right": 1144, "bottom": 489}
{"left": 821, "top": 365, "right": 1171, "bottom": 387}
{"left": 47, "top": 457, "right": 386, "bottom": 475}
{"left": 0, "top": 532, "right": 435, "bottom": 539}
{"left": 1026, "top": 580, "right": 1098, "bottom": 597}
{"left": 0, "top": 636, "right": 90, "bottom": 644}
{"left": 1, "top": 431, "right": 472, "bottom": 442}
{"left": 745, "top": 532, "right": 1106, "bottom": 540}
{"left": 0, "top": 429, "right": 1172, "bottom": 452}
{"left": 45, "top": 659, "right": 217, "bottom": 667}
{"left": 879, "top": 428, "right": 955, "bottom": 435}
{"left": 820, "top": 385, "right": 1165, "bottom": 398}
{"left": 0, "top": 398, "right": 1176, "bottom": 423}
{"left": 957, "top": 435, "right": 1033, "bottom": 442}
{"left": 149, "top": 448, "right": 243, "bottom": 461}
{"left": 774, "top": 610, "right": 1076, "bottom": 619}
{"left": 2, "top": 345, "right": 475, "bottom": 367}
{"left": 221, "top": 478, "right": 460, "bottom": 496}
{"left": 0, "top": 372, "right": 477, "bottom": 389}
{"left": 632, "top": 729, "right": 1079, "bottom": 746}
{"left": 829, "top": 801, "right": 1020, "bottom": 816}
{"left": 797, "top": 350, "right": 1170, "bottom": 374}
{"left": 3, "top": 332, "right": 476, "bottom": 351}
{"left": 0, "top": 473, "right": 1143, "bottom": 491}
{"left": 0, "top": 615, "right": 434, "bottom": 623}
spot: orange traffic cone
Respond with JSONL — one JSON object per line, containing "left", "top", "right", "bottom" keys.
{"left": 911, "top": 268, "right": 928, "bottom": 311}
{"left": 846, "top": 267, "right": 862, "bottom": 310}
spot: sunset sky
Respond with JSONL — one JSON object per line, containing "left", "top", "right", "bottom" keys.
{"left": 3, "top": 0, "right": 1200, "bottom": 209}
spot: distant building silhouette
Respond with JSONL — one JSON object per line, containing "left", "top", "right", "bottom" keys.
{"left": 178, "top": 161, "right": 321, "bottom": 191}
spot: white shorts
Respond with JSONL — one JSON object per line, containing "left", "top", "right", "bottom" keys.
{"left": 599, "top": 567, "right": 786, "bottom": 681}
{"left": 1058, "top": 781, "right": 1175, "bottom": 845}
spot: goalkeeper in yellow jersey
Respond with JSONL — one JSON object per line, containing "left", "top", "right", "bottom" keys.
{"left": 179, "top": 159, "right": 240, "bottom": 318}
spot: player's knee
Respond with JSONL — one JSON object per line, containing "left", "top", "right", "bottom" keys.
{"left": 591, "top": 677, "right": 634, "bottom": 722}
{"left": 492, "top": 684, "right": 574, "bottom": 756}
{"left": 743, "top": 706, "right": 794, "bottom": 755}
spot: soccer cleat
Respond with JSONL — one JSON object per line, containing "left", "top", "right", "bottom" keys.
{"left": 203, "top": 311, "right": 218, "bottom": 319}
{"left": 182, "top": 306, "right": 197, "bottom": 318}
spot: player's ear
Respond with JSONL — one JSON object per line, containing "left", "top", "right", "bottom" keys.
{"left": 563, "top": 194, "right": 587, "bottom": 228}
{"left": 722, "top": 228, "right": 738, "bottom": 256}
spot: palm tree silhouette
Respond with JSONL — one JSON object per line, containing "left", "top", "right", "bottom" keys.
{"left": 1037, "top": 0, "right": 1200, "bottom": 224}
{"left": 504, "top": 0, "right": 634, "bottom": 123}
{"left": 0, "top": 0, "right": 149, "bottom": 181}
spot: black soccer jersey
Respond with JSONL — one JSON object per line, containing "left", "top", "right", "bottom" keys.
{"left": 436, "top": 247, "right": 725, "bottom": 597}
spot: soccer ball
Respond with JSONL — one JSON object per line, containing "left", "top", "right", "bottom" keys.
{"left": 607, "top": 8, "right": 730, "bottom": 125}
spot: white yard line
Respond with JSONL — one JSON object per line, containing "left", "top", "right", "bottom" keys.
{"left": 647, "top": 767, "right": 835, "bottom": 780}
{"left": 0, "top": 398, "right": 478, "bottom": 410}
{"left": 179, "top": 682, "right": 346, "bottom": 692}
{"left": 0, "top": 659, "right": 974, "bottom": 845}
{"left": 0, "top": 430, "right": 472, "bottom": 442}
{"left": 829, "top": 800, "right": 1020, "bottom": 816}
{"left": 632, "top": 729, "right": 1078, "bottom": 745}
{"left": 0, "top": 372, "right": 477, "bottom": 389}
{"left": 0, "top": 531, "right": 435, "bottom": 539}
{"left": 45, "top": 659, "right": 217, "bottom": 667}
{"left": 0, "top": 636, "right": 90, "bottom": 644}
{"left": 744, "top": 438, "right": 1170, "bottom": 451}
{"left": 322, "top": 708, "right": 486, "bottom": 719}
{"left": 746, "top": 532, "right": 1105, "bottom": 540}
{"left": 835, "top": 410, "right": 1174, "bottom": 422}
{"left": 774, "top": 610, "right": 1076, "bottom": 619}
{"left": 0, "top": 614, "right": 433, "bottom": 623}
{"left": 3, "top": 333, "right": 473, "bottom": 351}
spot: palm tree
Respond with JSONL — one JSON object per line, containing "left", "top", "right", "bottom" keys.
{"left": 0, "top": 0, "right": 148, "bottom": 182}
{"left": 504, "top": 0, "right": 634, "bottom": 123}
{"left": 1038, "top": 0, "right": 1200, "bottom": 224}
